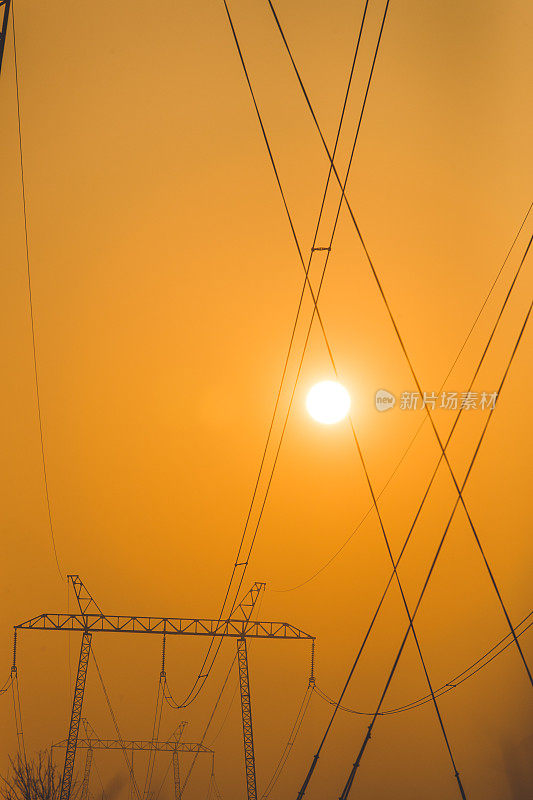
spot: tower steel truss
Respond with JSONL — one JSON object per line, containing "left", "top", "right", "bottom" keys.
{"left": 172, "top": 749, "right": 181, "bottom": 800}
{"left": 80, "top": 746, "right": 92, "bottom": 800}
{"left": 55, "top": 739, "right": 214, "bottom": 753}
{"left": 16, "top": 575, "right": 314, "bottom": 800}
{"left": 54, "top": 736, "right": 213, "bottom": 800}
{"left": 59, "top": 632, "right": 92, "bottom": 800}
{"left": 237, "top": 637, "right": 256, "bottom": 800}
{"left": 0, "top": 0, "right": 11, "bottom": 77}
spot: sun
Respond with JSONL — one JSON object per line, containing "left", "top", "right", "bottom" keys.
{"left": 306, "top": 381, "right": 351, "bottom": 424}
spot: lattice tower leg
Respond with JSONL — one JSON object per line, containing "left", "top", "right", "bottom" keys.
{"left": 172, "top": 750, "right": 181, "bottom": 800}
{"left": 60, "top": 632, "right": 92, "bottom": 800}
{"left": 237, "top": 637, "right": 257, "bottom": 800}
{"left": 81, "top": 747, "right": 93, "bottom": 800}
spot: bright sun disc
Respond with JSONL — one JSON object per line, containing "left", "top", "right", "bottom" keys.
{"left": 306, "top": 381, "right": 351, "bottom": 424}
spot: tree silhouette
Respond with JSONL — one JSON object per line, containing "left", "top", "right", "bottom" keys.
{"left": 0, "top": 752, "right": 78, "bottom": 800}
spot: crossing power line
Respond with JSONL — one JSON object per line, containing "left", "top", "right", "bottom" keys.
{"left": 1, "top": 4, "right": 531, "bottom": 798}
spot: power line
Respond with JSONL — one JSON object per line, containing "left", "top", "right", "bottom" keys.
{"left": 90, "top": 646, "right": 141, "bottom": 800}
{"left": 320, "top": 12, "right": 471, "bottom": 787}
{"left": 92, "top": 759, "right": 109, "bottom": 800}
{"left": 273, "top": 201, "right": 533, "bottom": 593}
{"left": 11, "top": 668, "right": 26, "bottom": 764}
{"left": 8, "top": 5, "right": 529, "bottom": 796}
{"left": 151, "top": 650, "right": 235, "bottom": 800}
{"left": 216, "top": 0, "right": 377, "bottom": 664}
{"left": 207, "top": 579, "right": 267, "bottom": 750}
{"left": 0, "top": 672, "right": 14, "bottom": 696}
{"left": 143, "top": 638, "right": 168, "bottom": 799}
{"left": 173, "top": 0, "right": 375, "bottom": 712}
{"left": 205, "top": 591, "right": 266, "bottom": 752}
{"left": 233, "top": 0, "right": 467, "bottom": 790}
{"left": 208, "top": 658, "right": 238, "bottom": 745}
{"left": 210, "top": 756, "right": 224, "bottom": 800}
{"left": 314, "top": 609, "right": 533, "bottom": 716}
{"left": 260, "top": 6, "right": 533, "bottom": 790}
{"left": 260, "top": 682, "right": 315, "bottom": 799}
{"left": 298, "top": 8, "right": 468, "bottom": 792}
{"left": 294, "top": 231, "right": 533, "bottom": 797}
{"left": 266, "top": 0, "right": 532, "bottom": 692}
{"left": 214, "top": 4, "right": 470, "bottom": 792}
{"left": 142, "top": 670, "right": 165, "bottom": 800}
{"left": 160, "top": 589, "right": 265, "bottom": 797}
{"left": 11, "top": 0, "right": 63, "bottom": 580}
{"left": 336, "top": 300, "right": 532, "bottom": 799}
{"left": 178, "top": 590, "right": 266, "bottom": 793}
{"left": 253, "top": 602, "right": 532, "bottom": 799}
{"left": 220, "top": 4, "right": 467, "bottom": 793}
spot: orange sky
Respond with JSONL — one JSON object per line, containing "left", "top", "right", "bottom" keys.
{"left": 1, "top": 1, "right": 532, "bottom": 798}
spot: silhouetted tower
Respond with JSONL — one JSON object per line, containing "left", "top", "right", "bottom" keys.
{"left": 16, "top": 575, "right": 314, "bottom": 800}
{"left": 54, "top": 731, "right": 213, "bottom": 800}
{"left": 233, "top": 582, "right": 265, "bottom": 800}
{"left": 0, "top": 0, "right": 11, "bottom": 77}
{"left": 58, "top": 577, "right": 103, "bottom": 800}
{"left": 171, "top": 721, "right": 187, "bottom": 800}
{"left": 79, "top": 720, "right": 97, "bottom": 800}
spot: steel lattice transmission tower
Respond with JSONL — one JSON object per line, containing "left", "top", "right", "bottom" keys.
{"left": 53, "top": 728, "right": 212, "bottom": 800}
{"left": 16, "top": 575, "right": 315, "bottom": 800}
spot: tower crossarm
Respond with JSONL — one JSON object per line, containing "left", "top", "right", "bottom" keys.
{"left": 53, "top": 739, "right": 214, "bottom": 754}
{"left": 69, "top": 575, "right": 103, "bottom": 615}
{"left": 233, "top": 582, "right": 266, "bottom": 621}
{"left": 16, "top": 614, "right": 314, "bottom": 640}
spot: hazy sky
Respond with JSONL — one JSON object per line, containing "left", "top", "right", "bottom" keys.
{"left": 1, "top": 1, "right": 532, "bottom": 798}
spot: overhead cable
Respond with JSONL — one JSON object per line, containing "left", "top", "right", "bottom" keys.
{"left": 266, "top": 0, "right": 532, "bottom": 690}
{"left": 315, "top": 608, "right": 533, "bottom": 716}
{"left": 295, "top": 233, "right": 532, "bottom": 797}
{"left": 11, "top": 0, "right": 63, "bottom": 580}
{"left": 173, "top": 0, "right": 374, "bottom": 711}
{"left": 336, "top": 301, "right": 532, "bottom": 799}
{"left": 273, "top": 203, "right": 532, "bottom": 593}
